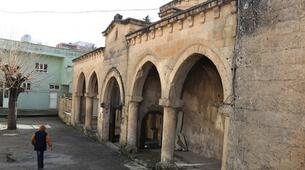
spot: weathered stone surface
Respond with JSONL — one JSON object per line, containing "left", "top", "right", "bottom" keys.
{"left": 71, "top": 2, "right": 236, "bottom": 169}
{"left": 69, "top": 0, "right": 305, "bottom": 169}
{"left": 228, "top": 0, "right": 305, "bottom": 169}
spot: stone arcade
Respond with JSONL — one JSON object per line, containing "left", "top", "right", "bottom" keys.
{"left": 70, "top": 0, "right": 305, "bottom": 169}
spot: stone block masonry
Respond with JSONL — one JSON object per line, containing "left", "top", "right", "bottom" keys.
{"left": 69, "top": 0, "right": 305, "bottom": 169}
{"left": 227, "top": 0, "right": 305, "bottom": 169}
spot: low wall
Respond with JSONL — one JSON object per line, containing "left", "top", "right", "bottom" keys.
{"left": 59, "top": 97, "right": 72, "bottom": 125}
{"left": 0, "top": 108, "right": 58, "bottom": 118}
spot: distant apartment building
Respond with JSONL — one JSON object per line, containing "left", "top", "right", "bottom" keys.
{"left": 21, "top": 34, "right": 32, "bottom": 43}
{"left": 0, "top": 38, "right": 85, "bottom": 111}
{"left": 56, "top": 41, "right": 95, "bottom": 51}
{"left": 56, "top": 43, "right": 78, "bottom": 50}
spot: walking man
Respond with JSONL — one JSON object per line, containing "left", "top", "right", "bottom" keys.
{"left": 31, "top": 125, "right": 52, "bottom": 169}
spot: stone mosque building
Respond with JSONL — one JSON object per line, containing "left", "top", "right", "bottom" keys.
{"left": 69, "top": 0, "right": 305, "bottom": 169}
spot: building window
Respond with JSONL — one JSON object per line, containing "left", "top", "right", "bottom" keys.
{"left": 35, "top": 63, "right": 48, "bottom": 72}
{"left": 50, "top": 84, "right": 60, "bottom": 90}
{"left": 22, "top": 83, "right": 31, "bottom": 91}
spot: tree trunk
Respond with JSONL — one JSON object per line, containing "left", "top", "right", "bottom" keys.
{"left": 7, "top": 88, "right": 18, "bottom": 130}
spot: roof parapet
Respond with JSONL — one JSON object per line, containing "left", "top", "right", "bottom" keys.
{"left": 160, "top": 0, "right": 185, "bottom": 13}
{"left": 159, "top": 7, "right": 183, "bottom": 18}
{"left": 72, "top": 47, "right": 105, "bottom": 62}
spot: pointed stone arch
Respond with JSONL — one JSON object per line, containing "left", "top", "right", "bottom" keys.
{"left": 168, "top": 44, "right": 232, "bottom": 104}
{"left": 127, "top": 58, "right": 163, "bottom": 152}
{"left": 76, "top": 72, "right": 86, "bottom": 96}
{"left": 88, "top": 71, "right": 99, "bottom": 97}
{"left": 74, "top": 72, "right": 86, "bottom": 124}
{"left": 165, "top": 44, "right": 232, "bottom": 169}
{"left": 130, "top": 55, "right": 164, "bottom": 98}
{"left": 100, "top": 67, "right": 125, "bottom": 143}
{"left": 101, "top": 68, "right": 125, "bottom": 106}
{"left": 85, "top": 71, "right": 99, "bottom": 130}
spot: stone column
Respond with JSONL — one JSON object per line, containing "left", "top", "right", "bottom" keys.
{"left": 160, "top": 106, "right": 177, "bottom": 165}
{"left": 85, "top": 95, "right": 93, "bottom": 130}
{"left": 221, "top": 115, "right": 230, "bottom": 170}
{"left": 92, "top": 96, "right": 99, "bottom": 130}
{"left": 119, "top": 105, "right": 127, "bottom": 146}
{"left": 218, "top": 104, "right": 233, "bottom": 170}
{"left": 97, "top": 104, "right": 104, "bottom": 142}
{"left": 101, "top": 103, "right": 110, "bottom": 141}
{"left": 72, "top": 93, "right": 80, "bottom": 126}
{"left": 92, "top": 97, "right": 97, "bottom": 117}
{"left": 126, "top": 101, "right": 140, "bottom": 152}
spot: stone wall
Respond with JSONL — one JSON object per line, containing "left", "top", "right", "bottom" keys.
{"left": 69, "top": 0, "right": 305, "bottom": 169}
{"left": 228, "top": 0, "right": 305, "bottom": 169}
{"left": 181, "top": 57, "right": 224, "bottom": 160}
{"left": 72, "top": 1, "right": 237, "bottom": 169}
{"left": 59, "top": 97, "right": 72, "bottom": 125}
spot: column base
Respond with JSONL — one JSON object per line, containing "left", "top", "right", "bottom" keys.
{"left": 124, "top": 145, "right": 138, "bottom": 154}
{"left": 155, "top": 161, "right": 178, "bottom": 170}
{"left": 84, "top": 126, "right": 92, "bottom": 131}
{"left": 120, "top": 145, "right": 138, "bottom": 160}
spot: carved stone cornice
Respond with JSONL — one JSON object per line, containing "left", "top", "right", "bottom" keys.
{"left": 126, "top": 0, "right": 236, "bottom": 45}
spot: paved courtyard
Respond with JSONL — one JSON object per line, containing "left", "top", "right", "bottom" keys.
{"left": 0, "top": 117, "right": 146, "bottom": 170}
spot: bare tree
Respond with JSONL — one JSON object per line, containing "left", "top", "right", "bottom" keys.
{"left": 0, "top": 42, "right": 49, "bottom": 130}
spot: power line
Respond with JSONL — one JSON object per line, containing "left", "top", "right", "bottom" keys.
{"left": 0, "top": 8, "right": 159, "bottom": 14}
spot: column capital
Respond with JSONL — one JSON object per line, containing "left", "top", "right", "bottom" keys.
{"left": 218, "top": 103, "right": 233, "bottom": 117}
{"left": 74, "top": 92, "right": 80, "bottom": 97}
{"left": 101, "top": 102, "right": 110, "bottom": 109}
{"left": 85, "top": 92, "right": 100, "bottom": 98}
{"left": 159, "top": 98, "right": 183, "bottom": 108}
{"left": 93, "top": 95, "right": 100, "bottom": 100}
{"left": 129, "top": 96, "right": 143, "bottom": 103}
{"left": 74, "top": 92, "right": 86, "bottom": 97}
{"left": 84, "top": 93, "right": 94, "bottom": 98}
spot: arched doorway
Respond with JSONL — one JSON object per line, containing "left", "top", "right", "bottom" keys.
{"left": 77, "top": 73, "right": 86, "bottom": 124}
{"left": 107, "top": 78, "right": 122, "bottom": 143}
{"left": 101, "top": 70, "right": 125, "bottom": 144}
{"left": 88, "top": 72, "right": 99, "bottom": 130}
{"left": 140, "top": 111, "right": 163, "bottom": 149}
{"left": 132, "top": 62, "right": 163, "bottom": 151}
{"left": 170, "top": 53, "right": 225, "bottom": 167}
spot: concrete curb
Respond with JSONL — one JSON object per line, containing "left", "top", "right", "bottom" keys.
{"left": 0, "top": 114, "right": 58, "bottom": 118}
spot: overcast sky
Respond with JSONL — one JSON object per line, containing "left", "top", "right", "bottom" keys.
{"left": 0, "top": 0, "right": 169, "bottom": 47}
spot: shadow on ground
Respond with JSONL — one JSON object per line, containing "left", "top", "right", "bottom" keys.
{"left": 0, "top": 117, "right": 146, "bottom": 170}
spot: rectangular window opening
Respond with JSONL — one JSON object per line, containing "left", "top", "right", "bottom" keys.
{"left": 22, "top": 82, "right": 31, "bottom": 91}
{"left": 35, "top": 63, "right": 48, "bottom": 72}
{"left": 50, "top": 84, "right": 60, "bottom": 91}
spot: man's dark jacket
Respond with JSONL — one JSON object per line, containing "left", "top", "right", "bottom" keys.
{"left": 33, "top": 131, "right": 47, "bottom": 151}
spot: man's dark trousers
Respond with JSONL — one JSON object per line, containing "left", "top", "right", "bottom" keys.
{"left": 37, "top": 150, "right": 44, "bottom": 169}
